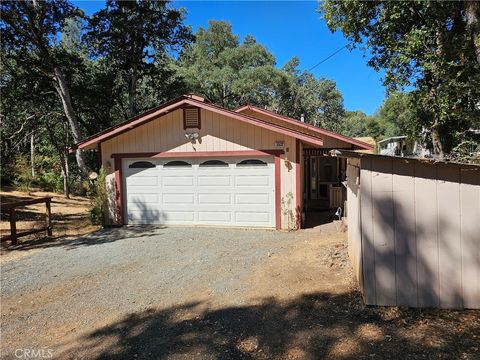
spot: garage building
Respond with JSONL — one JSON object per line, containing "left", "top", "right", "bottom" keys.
{"left": 70, "top": 94, "right": 372, "bottom": 229}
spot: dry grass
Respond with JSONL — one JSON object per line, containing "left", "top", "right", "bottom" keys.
{"left": 0, "top": 187, "right": 99, "bottom": 259}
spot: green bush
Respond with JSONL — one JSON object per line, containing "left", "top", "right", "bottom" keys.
{"left": 11, "top": 154, "right": 67, "bottom": 193}
{"left": 37, "top": 169, "right": 64, "bottom": 192}
{"left": 13, "top": 155, "right": 35, "bottom": 193}
{"left": 450, "top": 140, "right": 480, "bottom": 164}
{"left": 35, "top": 154, "right": 64, "bottom": 192}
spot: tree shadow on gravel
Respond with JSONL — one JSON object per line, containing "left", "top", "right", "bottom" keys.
{"left": 63, "top": 291, "right": 480, "bottom": 360}
{"left": 5, "top": 226, "right": 164, "bottom": 252}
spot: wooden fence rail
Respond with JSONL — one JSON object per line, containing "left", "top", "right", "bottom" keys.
{"left": 1, "top": 196, "right": 53, "bottom": 245}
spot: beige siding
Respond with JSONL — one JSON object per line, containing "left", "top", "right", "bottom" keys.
{"left": 347, "top": 156, "right": 480, "bottom": 309}
{"left": 240, "top": 108, "right": 354, "bottom": 149}
{"left": 101, "top": 108, "right": 298, "bottom": 229}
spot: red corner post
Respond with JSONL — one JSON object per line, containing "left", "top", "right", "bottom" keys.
{"left": 275, "top": 155, "right": 281, "bottom": 230}
{"left": 295, "top": 139, "right": 302, "bottom": 229}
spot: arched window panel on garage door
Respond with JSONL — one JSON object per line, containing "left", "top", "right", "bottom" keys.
{"left": 164, "top": 160, "right": 192, "bottom": 167}
{"left": 199, "top": 160, "right": 229, "bottom": 167}
{"left": 236, "top": 159, "right": 268, "bottom": 166}
{"left": 129, "top": 161, "right": 156, "bottom": 169}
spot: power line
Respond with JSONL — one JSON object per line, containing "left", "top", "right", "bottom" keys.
{"left": 307, "top": 45, "right": 347, "bottom": 72}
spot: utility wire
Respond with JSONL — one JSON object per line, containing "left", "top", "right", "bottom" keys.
{"left": 307, "top": 45, "right": 347, "bottom": 72}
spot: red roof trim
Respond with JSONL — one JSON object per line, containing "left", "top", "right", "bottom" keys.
{"left": 183, "top": 99, "right": 323, "bottom": 146}
{"left": 110, "top": 150, "right": 285, "bottom": 159}
{"left": 235, "top": 104, "right": 374, "bottom": 150}
{"left": 70, "top": 96, "right": 324, "bottom": 151}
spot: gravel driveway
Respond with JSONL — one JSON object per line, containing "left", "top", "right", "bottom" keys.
{"left": 2, "top": 227, "right": 478, "bottom": 360}
{"left": 1, "top": 227, "right": 329, "bottom": 359}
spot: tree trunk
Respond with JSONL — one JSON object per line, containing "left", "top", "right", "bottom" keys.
{"left": 52, "top": 67, "right": 89, "bottom": 176}
{"left": 431, "top": 120, "right": 445, "bottom": 160}
{"left": 64, "top": 123, "right": 70, "bottom": 198}
{"left": 465, "top": 1, "right": 480, "bottom": 66}
{"left": 61, "top": 153, "right": 70, "bottom": 199}
{"left": 128, "top": 70, "right": 138, "bottom": 118}
{"left": 30, "top": 132, "right": 35, "bottom": 177}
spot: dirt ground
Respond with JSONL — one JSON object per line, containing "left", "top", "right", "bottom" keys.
{"left": 0, "top": 188, "right": 99, "bottom": 261}
{"left": 1, "top": 225, "right": 478, "bottom": 359}
{"left": 0, "top": 190, "right": 479, "bottom": 359}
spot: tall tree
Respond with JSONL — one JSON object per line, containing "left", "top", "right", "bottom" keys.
{"left": 378, "top": 92, "right": 416, "bottom": 138}
{"left": 178, "top": 20, "right": 282, "bottom": 108}
{"left": 465, "top": 1, "right": 480, "bottom": 65}
{"left": 1, "top": 0, "right": 90, "bottom": 175}
{"left": 321, "top": 0, "right": 480, "bottom": 158}
{"left": 85, "top": 0, "right": 192, "bottom": 118}
{"left": 337, "top": 110, "right": 368, "bottom": 138}
{"left": 274, "top": 57, "right": 344, "bottom": 130}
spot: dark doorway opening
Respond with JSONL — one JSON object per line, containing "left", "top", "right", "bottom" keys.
{"left": 302, "top": 152, "right": 346, "bottom": 229}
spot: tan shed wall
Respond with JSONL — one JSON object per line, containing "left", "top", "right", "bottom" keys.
{"left": 347, "top": 157, "right": 480, "bottom": 309}
{"left": 101, "top": 108, "right": 298, "bottom": 229}
{"left": 346, "top": 158, "right": 363, "bottom": 292}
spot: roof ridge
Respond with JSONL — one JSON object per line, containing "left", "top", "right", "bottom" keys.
{"left": 70, "top": 95, "right": 327, "bottom": 151}
{"left": 236, "top": 104, "right": 374, "bottom": 150}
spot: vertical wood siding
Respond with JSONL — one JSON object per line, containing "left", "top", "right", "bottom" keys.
{"left": 101, "top": 108, "right": 298, "bottom": 228}
{"left": 347, "top": 157, "right": 480, "bottom": 309}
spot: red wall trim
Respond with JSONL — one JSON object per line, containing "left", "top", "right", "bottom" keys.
{"left": 184, "top": 99, "right": 323, "bottom": 146}
{"left": 114, "top": 156, "right": 124, "bottom": 225}
{"left": 111, "top": 149, "right": 284, "bottom": 159}
{"left": 295, "top": 139, "right": 302, "bottom": 229}
{"left": 275, "top": 155, "right": 281, "bottom": 230}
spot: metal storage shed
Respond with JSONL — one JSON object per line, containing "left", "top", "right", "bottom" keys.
{"left": 335, "top": 150, "right": 480, "bottom": 309}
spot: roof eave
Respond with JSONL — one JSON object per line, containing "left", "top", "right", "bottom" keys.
{"left": 69, "top": 96, "right": 324, "bottom": 152}
{"left": 236, "top": 105, "right": 374, "bottom": 151}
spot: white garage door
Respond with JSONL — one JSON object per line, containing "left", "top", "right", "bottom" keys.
{"left": 123, "top": 157, "right": 275, "bottom": 227}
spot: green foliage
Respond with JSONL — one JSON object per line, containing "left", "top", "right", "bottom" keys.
{"left": 0, "top": 0, "right": 193, "bottom": 190}
{"left": 35, "top": 154, "right": 64, "bottom": 192}
{"left": 87, "top": 167, "right": 108, "bottom": 226}
{"left": 320, "top": 0, "right": 480, "bottom": 157}
{"left": 85, "top": 0, "right": 192, "bottom": 117}
{"left": 5, "top": 0, "right": 477, "bottom": 194}
{"left": 336, "top": 92, "right": 416, "bottom": 142}
{"left": 274, "top": 57, "right": 345, "bottom": 130}
{"left": 10, "top": 153, "right": 65, "bottom": 193}
{"left": 336, "top": 110, "right": 367, "bottom": 138}
{"left": 450, "top": 139, "right": 480, "bottom": 164}
{"left": 364, "top": 117, "right": 385, "bottom": 141}
{"left": 178, "top": 21, "right": 345, "bottom": 128}
{"left": 12, "top": 156, "right": 35, "bottom": 193}
{"left": 378, "top": 93, "right": 415, "bottom": 138}
{"left": 178, "top": 20, "right": 281, "bottom": 108}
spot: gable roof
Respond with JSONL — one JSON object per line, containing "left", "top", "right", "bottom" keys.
{"left": 235, "top": 105, "right": 374, "bottom": 150}
{"left": 70, "top": 94, "right": 326, "bottom": 152}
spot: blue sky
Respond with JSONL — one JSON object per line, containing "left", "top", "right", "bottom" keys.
{"left": 74, "top": 1, "right": 386, "bottom": 115}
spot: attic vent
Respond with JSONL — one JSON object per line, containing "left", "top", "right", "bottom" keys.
{"left": 183, "top": 107, "right": 201, "bottom": 129}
